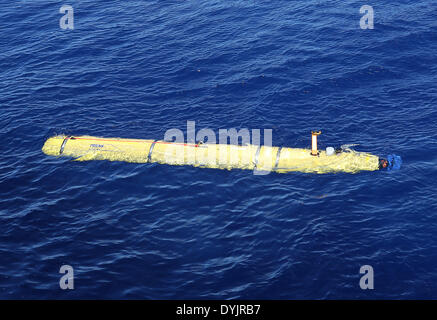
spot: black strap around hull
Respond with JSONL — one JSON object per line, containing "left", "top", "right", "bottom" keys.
{"left": 274, "top": 147, "right": 282, "bottom": 171}
{"left": 59, "top": 136, "right": 71, "bottom": 155}
{"left": 253, "top": 145, "right": 262, "bottom": 169}
{"left": 147, "top": 140, "right": 157, "bottom": 162}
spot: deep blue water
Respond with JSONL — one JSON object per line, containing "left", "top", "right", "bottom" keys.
{"left": 1, "top": 0, "right": 437, "bottom": 299}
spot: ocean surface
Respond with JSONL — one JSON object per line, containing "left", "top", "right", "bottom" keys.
{"left": 1, "top": 0, "right": 437, "bottom": 299}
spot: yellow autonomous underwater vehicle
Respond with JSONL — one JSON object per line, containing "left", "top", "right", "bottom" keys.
{"left": 42, "top": 131, "right": 401, "bottom": 174}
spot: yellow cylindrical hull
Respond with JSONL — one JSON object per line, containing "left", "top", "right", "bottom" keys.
{"left": 42, "top": 135, "right": 380, "bottom": 174}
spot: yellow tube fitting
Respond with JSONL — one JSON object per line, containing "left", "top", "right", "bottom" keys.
{"left": 311, "top": 130, "right": 321, "bottom": 156}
